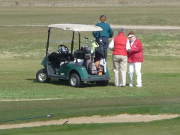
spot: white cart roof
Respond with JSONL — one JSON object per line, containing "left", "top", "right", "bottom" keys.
{"left": 48, "top": 24, "right": 102, "bottom": 32}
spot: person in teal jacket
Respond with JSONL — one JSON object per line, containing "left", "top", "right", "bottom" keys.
{"left": 93, "top": 15, "right": 114, "bottom": 60}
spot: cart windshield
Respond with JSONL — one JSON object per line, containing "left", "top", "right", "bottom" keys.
{"left": 48, "top": 28, "right": 100, "bottom": 54}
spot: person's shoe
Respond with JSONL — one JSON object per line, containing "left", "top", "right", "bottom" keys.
{"left": 129, "top": 83, "right": 133, "bottom": 87}
{"left": 119, "top": 84, "right": 126, "bottom": 87}
{"left": 136, "top": 84, "right": 142, "bottom": 87}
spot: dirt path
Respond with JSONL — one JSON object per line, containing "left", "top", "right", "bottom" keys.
{"left": 111, "top": 25, "right": 180, "bottom": 30}
{"left": 2, "top": 25, "right": 180, "bottom": 30}
{"left": 0, "top": 114, "right": 179, "bottom": 130}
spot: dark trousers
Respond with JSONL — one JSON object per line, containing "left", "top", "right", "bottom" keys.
{"left": 96, "top": 37, "right": 109, "bottom": 60}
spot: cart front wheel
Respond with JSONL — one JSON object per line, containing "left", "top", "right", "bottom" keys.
{"left": 36, "top": 69, "right": 50, "bottom": 83}
{"left": 69, "top": 73, "right": 82, "bottom": 87}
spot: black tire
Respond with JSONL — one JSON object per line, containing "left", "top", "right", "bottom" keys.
{"left": 36, "top": 69, "right": 50, "bottom": 83}
{"left": 96, "top": 80, "right": 109, "bottom": 86}
{"left": 69, "top": 73, "right": 82, "bottom": 87}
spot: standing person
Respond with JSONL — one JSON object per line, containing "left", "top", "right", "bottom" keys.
{"left": 127, "top": 32, "right": 143, "bottom": 87}
{"left": 93, "top": 15, "right": 114, "bottom": 60}
{"left": 109, "top": 28, "right": 131, "bottom": 87}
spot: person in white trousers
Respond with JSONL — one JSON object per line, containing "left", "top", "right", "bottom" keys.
{"left": 127, "top": 32, "right": 143, "bottom": 87}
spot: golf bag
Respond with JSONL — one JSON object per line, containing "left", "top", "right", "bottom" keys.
{"left": 94, "top": 43, "right": 107, "bottom": 74}
{"left": 88, "top": 62, "right": 97, "bottom": 75}
{"left": 94, "top": 44, "right": 105, "bottom": 61}
{"left": 82, "top": 46, "right": 97, "bottom": 75}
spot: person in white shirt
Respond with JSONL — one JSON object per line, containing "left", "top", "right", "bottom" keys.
{"left": 109, "top": 28, "right": 131, "bottom": 87}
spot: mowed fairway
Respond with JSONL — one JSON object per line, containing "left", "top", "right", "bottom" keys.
{"left": 0, "top": 6, "right": 180, "bottom": 26}
{"left": 0, "top": 56, "right": 180, "bottom": 99}
{"left": 0, "top": 5, "right": 180, "bottom": 134}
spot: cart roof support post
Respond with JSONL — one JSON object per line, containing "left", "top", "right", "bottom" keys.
{"left": 46, "top": 28, "right": 51, "bottom": 56}
{"left": 71, "top": 31, "right": 75, "bottom": 55}
{"left": 78, "top": 32, "right": 81, "bottom": 50}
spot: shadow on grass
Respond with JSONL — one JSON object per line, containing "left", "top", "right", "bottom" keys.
{"left": 108, "top": 82, "right": 115, "bottom": 86}
{"left": 25, "top": 78, "right": 112, "bottom": 88}
{"left": 25, "top": 78, "right": 69, "bottom": 86}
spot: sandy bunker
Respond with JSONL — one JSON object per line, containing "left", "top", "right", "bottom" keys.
{"left": 0, "top": 114, "right": 179, "bottom": 130}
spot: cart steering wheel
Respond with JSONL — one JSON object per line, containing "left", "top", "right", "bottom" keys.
{"left": 58, "top": 44, "right": 69, "bottom": 53}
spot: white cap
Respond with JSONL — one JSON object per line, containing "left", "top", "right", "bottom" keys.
{"left": 128, "top": 34, "right": 135, "bottom": 38}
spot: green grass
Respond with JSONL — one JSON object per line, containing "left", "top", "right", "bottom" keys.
{"left": 0, "top": 6, "right": 180, "bottom": 26}
{"left": 0, "top": 6, "right": 180, "bottom": 134}
{"left": 1, "top": 96, "right": 180, "bottom": 124}
{"left": 0, "top": 56, "right": 180, "bottom": 100}
{"left": 0, "top": 26, "right": 180, "bottom": 58}
{"left": 1, "top": 118, "right": 180, "bottom": 135}
{"left": 0, "top": 55, "right": 180, "bottom": 125}
{"left": 140, "top": 32, "right": 180, "bottom": 56}
{"left": 1, "top": 7, "right": 180, "bottom": 58}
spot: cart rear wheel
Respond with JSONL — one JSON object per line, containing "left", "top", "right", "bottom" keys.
{"left": 36, "top": 69, "right": 50, "bottom": 83}
{"left": 69, "top": 73, "right": 82, "bottom": 87}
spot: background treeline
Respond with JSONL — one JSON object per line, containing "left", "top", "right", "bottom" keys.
{"left": 0, "top": 0, "right": 180, "bottom": 7}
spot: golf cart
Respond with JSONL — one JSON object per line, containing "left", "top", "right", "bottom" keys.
{"left": 36, "top": 24, "right": 110, "bottom": 87}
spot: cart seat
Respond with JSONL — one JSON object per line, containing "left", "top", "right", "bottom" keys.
{"left": 48, "top": 52, "right": 73, "bottom": 63}
{"left": 73, "top": 50, "right": 85, "bottom": 59}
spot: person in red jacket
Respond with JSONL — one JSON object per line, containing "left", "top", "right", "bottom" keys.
{"left": 127, "top": 32, "right": 143, "bottom": 87}
{"left": 109, "top": 28, "right": 131, "bottom": 87}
